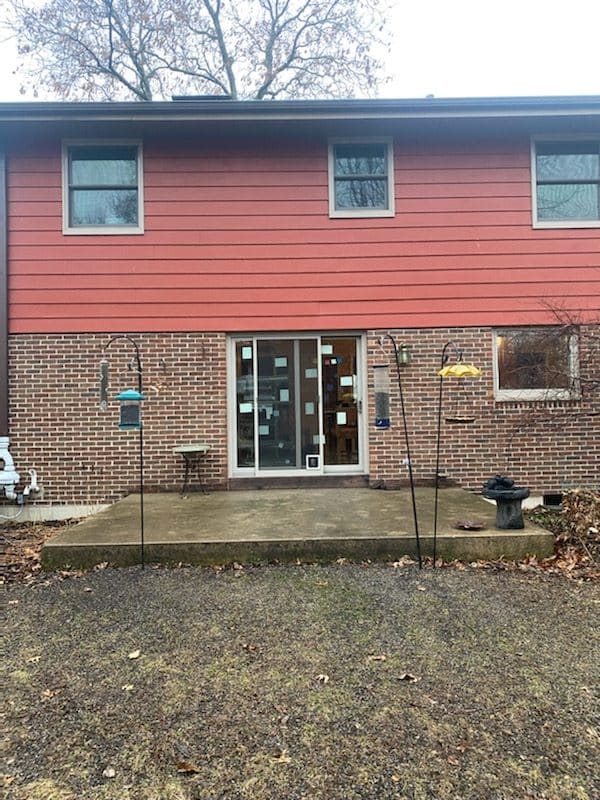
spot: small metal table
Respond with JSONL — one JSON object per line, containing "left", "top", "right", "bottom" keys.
{"left": 173, "top": 444, "right": 210, "bottom": 494}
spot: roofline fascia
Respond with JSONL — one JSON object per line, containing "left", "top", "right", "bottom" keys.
{"left": 0, "top": 96, "right": 600, "bottom": 124}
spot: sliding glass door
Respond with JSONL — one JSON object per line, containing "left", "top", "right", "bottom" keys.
{"left": 231, "top": 335, "right": 364, "bottom": 476}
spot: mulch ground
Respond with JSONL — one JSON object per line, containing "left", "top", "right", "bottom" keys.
{"left": 3, "top": 490, "right": 599, "bottom": 799}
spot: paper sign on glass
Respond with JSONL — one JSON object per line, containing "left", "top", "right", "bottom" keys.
{"left": 312, "top": 434, "right": 325, "bottom": 445}
{"left": 279, "top": 388, "right": 289, "bottom": 402}
{"left": 305, "top": 368, "right": 318, "bottom": 379}
{"left": 340, "top": 376, "right": 354, "bottom": 387}
{"left": 241, "top": 346, "right": 252, "bottom": 360}
{"left": 336, "top": 411, "right": 347, "bottom": 425}
{"left": 275, "top": 357, "right": 287, "bottom": 368}
{"left": 304, "top": 402, "right": 315, "bottom": 415}
{"left": 239, "top": 402, "right": 252, "bottom": 414}
{"left": 259, "top": 425, "right": 270, "bottom": 436}
{"left": 321, "top": 344, "right": 333, "bottom": 355}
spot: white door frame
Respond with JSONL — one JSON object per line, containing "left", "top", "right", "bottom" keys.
{"left": 227, "top": 333, "right": 367, "bottom": 478}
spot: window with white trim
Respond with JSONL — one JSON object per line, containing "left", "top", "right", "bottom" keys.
{"left": 62, "top": 142, "right": 143, "bottom": 234}
{"left": 328, "top": 140, "right": 394, "bottom": 218}
{"left": 532, "top": 139, "right": 600, "bottom": 227}
{"left": 493, "top": 327, "right": 579, "bottom": 401}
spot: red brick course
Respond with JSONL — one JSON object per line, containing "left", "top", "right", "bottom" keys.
{"left": 367, "top": 326, "right": 599, "bottom": 494}
{"left": 5, "top": 327, "right": 598, "bottom": 504}
{"left": 8, "top": 332, "right": 228, "bottom": 503}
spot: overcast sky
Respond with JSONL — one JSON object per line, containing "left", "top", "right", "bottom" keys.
{"left": 0, "top": 0, "right": 599, "bottom": 101}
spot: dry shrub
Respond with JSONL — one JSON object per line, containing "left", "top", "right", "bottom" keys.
{"left": 528, "top": 489, "right": 600, "bottom": 579}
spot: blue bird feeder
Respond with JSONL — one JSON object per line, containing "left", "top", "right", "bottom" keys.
{"left": 116, "top": 389, "right": 145, "bottom": 430}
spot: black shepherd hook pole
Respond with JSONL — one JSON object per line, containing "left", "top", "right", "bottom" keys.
{"left": 381, "top": 334, "right": 422, "bottom": 569}
{"left": 103, "top": 335, "right": 145, "bottom": 569}
{"left": 432, "top": 340, "right": 462, "bottom": 568}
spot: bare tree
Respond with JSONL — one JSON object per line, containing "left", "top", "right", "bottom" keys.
{"left": 3, "top": 0, "right": 392, "bottom": 101}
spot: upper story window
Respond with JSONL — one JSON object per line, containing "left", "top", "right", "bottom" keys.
{"left": 62, "top": 141, "right": 144, "bottom": 234}
{"left": 493, "top": 327, "right": 579, "bottom": 401}
{"left": 328, "top": 139, "right": 394, "bottom": 218}
{"left": 532, "top": 139, "right": 600, "bottom": 228}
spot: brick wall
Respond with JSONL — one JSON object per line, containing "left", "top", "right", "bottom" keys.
{"left": 367, "top": 326, "right": 599, "bottom": 495}
{"left": 5, "top": 327, "right": 598, "bottom": 505}
{"left": 8, "top": 332, "right": 228, "bottom": 503}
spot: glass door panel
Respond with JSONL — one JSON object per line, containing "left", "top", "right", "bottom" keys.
{"left": 322, "top": 337, "right": 360, "bottom": 466}
{"left": 257, "top": 340, "right": 296, "bottom": 468}
{"left": 235, "top": 340, "right": 255, "bottom": 468}
{"left": 298, "top": 339, "right": 321, "bottom": 469}
{"left": 255, "top": 339, "right": 321, "bottom": 470}
{"left": 234, "top": 335, "right": 361, "bottom": 474}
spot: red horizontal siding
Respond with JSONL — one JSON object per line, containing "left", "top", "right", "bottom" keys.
{"left": 7, "top": 135, "right": 600, "bottom": 334}
{"left": 9, "top": 237, "right": 600, "bottom": 263}
{"left": 10, "top": 300, "right": 600, "bottom": 335}
{"left": 11, "top": 279, "right": 593, "bottom": 306}
{"left": 10, "top": 265, "right": 598, "bottom": 290}
{"left": 13, "top": 295, "right": 598, "bottom": 321}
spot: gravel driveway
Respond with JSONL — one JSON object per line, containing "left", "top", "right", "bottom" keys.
{"left": 4, "top": 564, "right": 599, "bottom": 800}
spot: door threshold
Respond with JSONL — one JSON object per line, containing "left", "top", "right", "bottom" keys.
{"left": 228, "top": 475, "right": 370, "bottom": 491}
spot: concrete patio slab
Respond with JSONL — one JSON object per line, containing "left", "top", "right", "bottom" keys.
{"left": 41, "top": 487, "right": 554, "bottom": 569}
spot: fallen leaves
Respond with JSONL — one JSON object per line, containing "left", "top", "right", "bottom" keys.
{"left": 176, "top": 760, "right": 201, "bottom": 774}
{"left": 41, "top": 687, "right": 62, "bottom": 699}
{"left": 398, "top": 672, "right": 420, "bottom": 683}
{"left": 1, "top": 520, "right": 76, "bottom": 585}
{"left": 390, "top": 555, "right": 415, "bottom": 569}
{"left": 272, "top": 748, "right": 291, "bottom": 764}
{"left": 585, "top": 727, "right": 599, "bottom": 743}
{"left": 525, "top": 490, "right": 600, "bottom": 579}
{"left": 454, "top": 519, "right": 486, "bottom": 531}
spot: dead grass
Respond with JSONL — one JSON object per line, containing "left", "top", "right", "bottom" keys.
{"left": 3, "top": 492, "right": 599, "bottom": 798}
{"left": 5, "top": 563, "right": 599, "bottom": 800}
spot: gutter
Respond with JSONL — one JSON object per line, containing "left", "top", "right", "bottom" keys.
{"left": 0, "top": 95, "right": 599, "bottom": 125}
{"left": 0, "top": 148, "right": 21, "bottom": 500}
{"left": 0, "top": 150, "right": 7, "bottom": 437}
{"left": 0, "top": 152, "right": 37, "bottom": 502}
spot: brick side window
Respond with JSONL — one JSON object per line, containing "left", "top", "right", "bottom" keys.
{"left": 328, "top": 139, "right": 394, "bottom": 218}
{"left": 493, "top": 327, "right": 579, "bottom": 401}
{"left": 532, "top": 139, "right": 600, "bottom": 228}
{"left": 62, "top": 141, "right": 144, "bottom": 234}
